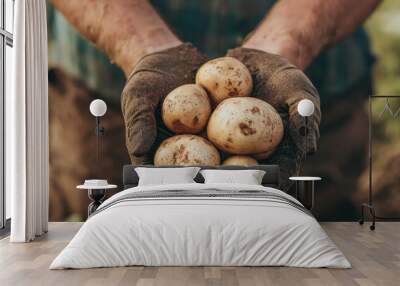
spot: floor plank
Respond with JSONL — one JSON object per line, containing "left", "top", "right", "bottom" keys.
{"left": 0, "top": 222, "right": 399, "bottom": 286}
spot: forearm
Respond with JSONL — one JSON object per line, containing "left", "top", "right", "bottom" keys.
{"left": 52, "top": 0, "right": 181, "bottom": 77}
{"left": 244, "top": 0, "right": 381, "bottom": 69}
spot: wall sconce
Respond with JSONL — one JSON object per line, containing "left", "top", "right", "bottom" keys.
{"left": 297, "top": 99, "right": 315, "bottom": 163}
{"left": 89, "top": 99, "right": 107, "bottom": 162}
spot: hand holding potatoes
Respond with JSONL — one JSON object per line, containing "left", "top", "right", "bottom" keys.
{"left": 125, "top": 45, "right": 320, "bottom": 191}
{"left": 121, "top": 43, "right": 207, "bottom": 163}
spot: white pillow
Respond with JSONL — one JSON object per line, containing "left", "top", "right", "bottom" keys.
{"left": 135, "top": 167, "right": 200, "bottom": 186}
{"left": 200, "top": 169, "right": 266, "bottom": 185}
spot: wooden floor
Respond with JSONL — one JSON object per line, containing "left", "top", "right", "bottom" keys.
{"left": 0, "top": 222, "right": 399, "bottom": 286}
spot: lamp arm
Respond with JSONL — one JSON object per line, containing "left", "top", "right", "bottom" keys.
{"left": 95, "top": 117, "right": 105, "bottom": 162}
{"left": 305, "top": 116, "right": 308, "bottom": 160}
{"left": 298, "top": 116, "right": 308, "bottom": 177}
{"left": 95, "top": 117, "right": 105, "bottom": 136}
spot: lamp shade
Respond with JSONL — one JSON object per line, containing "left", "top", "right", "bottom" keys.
{"left": 297, "top": 99, "right": 315, "bottom": 117}
{"left": 90, "top": 99, "right": 107, "bottom": 117}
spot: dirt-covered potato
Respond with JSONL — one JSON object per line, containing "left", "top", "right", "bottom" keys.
{"left": 154, "top": 135, "right": 220, "bottom": 166}
{"left": 196, "top": 57, "right": 253, "bottom": 103}
{"left": 162, "top": 84, "right": 211, "bottom": 134}
{"left": 207, "top": 97, "right": 284, "bottom": 156}
{"left": 223, "top": 155, "right": 258, "bottom": 166}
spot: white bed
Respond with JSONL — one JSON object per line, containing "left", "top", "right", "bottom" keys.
{"left": 50, "top": 182, "right": 350, "bottom": 269}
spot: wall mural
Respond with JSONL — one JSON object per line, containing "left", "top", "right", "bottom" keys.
{"left": 47, "top": 1, "right": 400, "bottom": 222}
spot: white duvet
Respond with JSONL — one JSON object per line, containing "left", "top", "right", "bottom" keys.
{"left": 50, "top": 183, "right": 350, "bottom": 269}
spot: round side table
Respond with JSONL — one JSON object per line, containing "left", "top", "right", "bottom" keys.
{"left": 289, "top": 177, "right": 321, "bottom": 210}
{"left": 77, "top": 184, "right": 117, "bottom": 216}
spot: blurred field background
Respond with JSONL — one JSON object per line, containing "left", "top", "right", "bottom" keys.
{"left": 367, "top": 0, "right": 400, "bottom": 94}
{"left": 354, "top": 0, "right": 400, "bottom": 217}
{"left": 47, "top": 1, "right": 400, "bottom": 221}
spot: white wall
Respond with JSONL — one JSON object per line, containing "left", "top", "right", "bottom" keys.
{"left": 5, "top": 44, "right": 13, "bottom": 219}
{"left": 4, "top": 0, "right": 15, "bottom": 220}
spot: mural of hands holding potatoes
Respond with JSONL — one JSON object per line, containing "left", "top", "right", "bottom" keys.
{"left": 48, "top": 0, "right": 400, "bottom": 222}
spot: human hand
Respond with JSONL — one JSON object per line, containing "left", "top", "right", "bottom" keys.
{"left": 226, "top": 47, "right": 321, "bottom": 190}
{"left": 121, "top": 43, "right": 207, "bottom": 164}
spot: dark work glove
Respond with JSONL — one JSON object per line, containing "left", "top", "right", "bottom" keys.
{"left": 121, "top": 43, "right": 207, "bottom": 164}
{"left": 226, "top": 47, "right": 321, "bottom": 190}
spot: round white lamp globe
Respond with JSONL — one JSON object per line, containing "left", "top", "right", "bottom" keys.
{"left": 297, "top": 99, "right": 315, "bottom": 117}
{"left": 90, "top": 99, "right": 107, "bottom": 117}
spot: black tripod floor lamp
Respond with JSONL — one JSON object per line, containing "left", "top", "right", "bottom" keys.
{"left": 359, "top": 95, "right": 400, "bottom": 230}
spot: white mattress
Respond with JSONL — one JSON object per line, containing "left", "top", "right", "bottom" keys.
{"left": 50, "top": 183, "right": 350, "bottom": 269}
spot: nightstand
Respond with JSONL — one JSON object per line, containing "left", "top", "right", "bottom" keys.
{"left": 289, "top": 177, "right": 321, "bottom": 210}
{"left": 77, "top": 180, "right": 117, "bottom": 216}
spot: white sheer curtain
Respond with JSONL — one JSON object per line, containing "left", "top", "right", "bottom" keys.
{"left": 7, "top": 0, "right": 49, "bottom": 242}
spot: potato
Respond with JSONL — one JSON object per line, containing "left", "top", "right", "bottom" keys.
{"left": 196, "top": 57, "right": 253, "bottom": 103}
{"left": 223, "top": 156, "right": 258, "bottom": 166}
{"left": 154, "top": 135, "right": 220, "bottom": 166}
{"left": 162, "top": 84, "right": 211, "bottom": 134}
{"left": 207, "top": 97, "right": 283, "bottom": 156}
